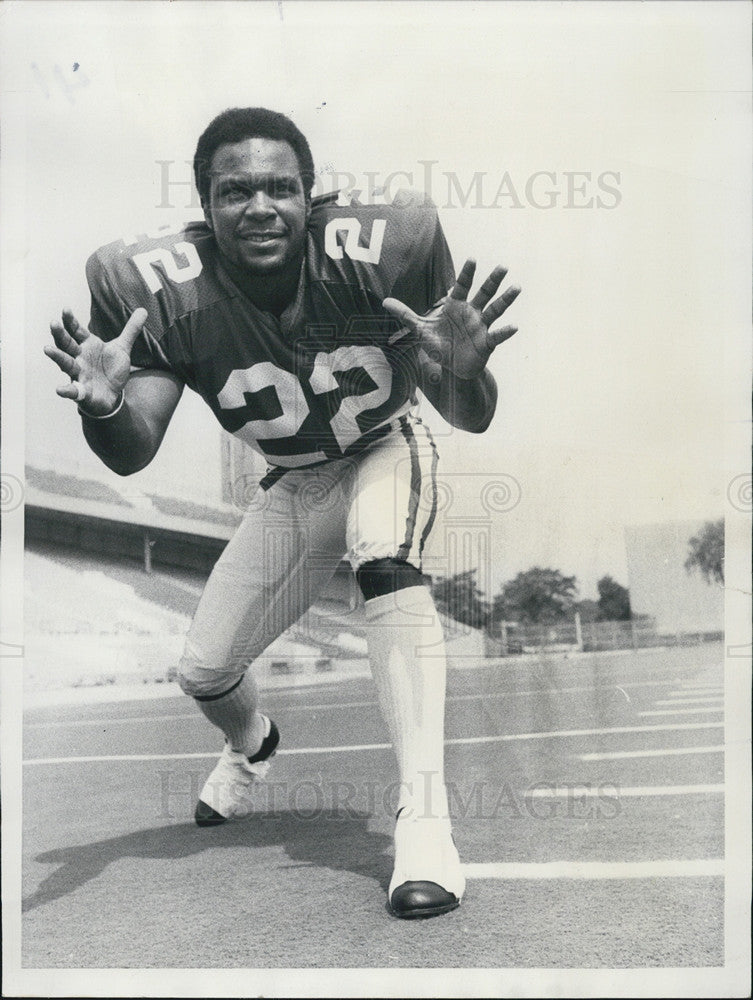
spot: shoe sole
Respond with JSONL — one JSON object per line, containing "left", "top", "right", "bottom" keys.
{"left": 389, "top": 898, "right": 460, "bottom": 919}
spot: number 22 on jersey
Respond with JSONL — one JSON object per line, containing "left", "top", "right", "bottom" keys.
{"left": 217, "top": 346, "right": 393, "bottom": 465}
{"left": 128, "top": 216, "right": 387, "bottom": 297}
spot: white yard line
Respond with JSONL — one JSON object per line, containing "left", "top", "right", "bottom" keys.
{"left": 575, "top": 745, "right": 725, "bottom": 761}
{"left": 22, "top": 720, "right": 724, "bottom": 766}
{"left": 677, "top": 684, "right": 724, "bottom": 691}
{"left": 679, "top": 679, "right": 724, "bottom": 685}
{"left": 24, "top": 712, "right": 204, "bottom": 729}
{"left": 462, "top": 859, "right": 724, "bottom": 880}
{"left": 23, "top": 677, "right": 722, "bottom": 729}
{"left": 639, "top": 707, "right": 724, "bottom": 717}
{"left": 655, "top": 697, "right": 724, "bottom": 705}
{"left": 23, "top": 751, "right": 227, "bottom": 765}
{"left": 444, "top": 721, "right": 723, "bottom": 746}
{"left": 526, "top": 783, "right": 724, "bottom": 798}
{"left": 670, "top": 691, "right": 724, "bottom": 697}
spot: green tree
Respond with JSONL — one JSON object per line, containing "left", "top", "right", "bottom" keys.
{"left": 596, "top": 575, "right": 631, "bottom": 621}
{"left": 432, "top": 569, "right": 490, "bottom": 630}
{"left": 497, "top": 567, "right": 578, "bottom": 624}
{"left": 685, "top": 519, "right": 724, "bottom": 585}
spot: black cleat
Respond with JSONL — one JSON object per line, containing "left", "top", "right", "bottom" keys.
{"left": 388, "top": 806, "right": 466, "bottom": 917}
{"left": 194, "top": 800, "right": 228, "bottom": 827}
{"left": 389, "top": 880, "right": 460, "bottom": 919}
{"left": 194, "top": 717, "right": 279, "bottom": 826}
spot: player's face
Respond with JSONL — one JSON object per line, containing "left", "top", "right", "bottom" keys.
{"left": 205, "top": 138, "right": 310, "bottom": 274}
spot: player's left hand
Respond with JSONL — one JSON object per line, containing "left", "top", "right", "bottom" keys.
{"left": 383, "top": 259, "right": 520, "bottom": 380}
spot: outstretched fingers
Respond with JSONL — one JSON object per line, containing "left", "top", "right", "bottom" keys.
{"left": 382, "top": 297, "right": 420, "bottom": 326}
{"left": 50, "top": 319, "right": 81, "bottom": 357}
{"left": 118, "top": 308, "right": 148, "bottom": 352}
{"left": 383, "top": 297, "right": 422, "bottom": 344}
{"left": 486, "top": 324, "right": 518, "bottom": 350}
{"left": 46, "top": 322, "right": 84, "bottom": 399}
{"left": 481, "top": 284, "right": 521, "bottom": 328}
{"left": 470, "top": 265, "right": 507, "bottom": 311}
{"left": 449, "top": 259, "right": 477, "bottom": 301}
{"left": 55, "top": 381, "right": 84, "bottom": 401}
{"left": 61, "top": 309, "right": 90, "bottom": 344}
{"left": 44, "top": 343, "right": 79, "bottom": 378}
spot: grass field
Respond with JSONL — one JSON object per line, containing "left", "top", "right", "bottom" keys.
{"left": 19, "top": 640, "right": 729, "bottom": 981}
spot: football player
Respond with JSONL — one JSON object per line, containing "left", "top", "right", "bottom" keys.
{"left": 45, "top": 107, "right": 520, "bottom": 919}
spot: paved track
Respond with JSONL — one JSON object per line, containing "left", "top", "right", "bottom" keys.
{"left": 22, "top": 644, "right": 725, "bottom": 969}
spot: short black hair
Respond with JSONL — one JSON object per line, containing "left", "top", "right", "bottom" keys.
{"left": 194, "top": 107, "right": 315, "bottom": 207}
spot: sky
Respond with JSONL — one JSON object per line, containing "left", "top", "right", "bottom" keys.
{"left": 2, "top": 0, "right": 750, "bottom": 599}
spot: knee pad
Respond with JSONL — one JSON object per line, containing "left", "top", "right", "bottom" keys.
{"left": 356, "top": 557, "right": 426, "bottom": 601}
{"left": 177, "top": 639, "right": 245, "bottom": 699}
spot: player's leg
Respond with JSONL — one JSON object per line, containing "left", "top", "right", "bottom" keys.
{"left": 347, "top": 417, "right": 465, "bottom": 918}
{"left": 178, "top": 472, "right": 345, "bottom": 823}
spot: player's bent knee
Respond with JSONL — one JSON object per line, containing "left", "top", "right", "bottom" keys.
{"left": 177, "top": 640, "right": 245, "bottom": 699}
{"left": 356, "top": 557, "right": 426, "bottom": 601}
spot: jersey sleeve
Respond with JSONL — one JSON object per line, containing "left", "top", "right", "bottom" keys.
{"left": 386, "top": 190, "right": 455, "bottom": 314}
{"left": 86, "top": 249, "right": 175, "bottom": 372}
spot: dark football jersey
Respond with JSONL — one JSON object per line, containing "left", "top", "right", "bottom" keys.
{"left": 87, "top": 189, "right": 455, "bottom": 468}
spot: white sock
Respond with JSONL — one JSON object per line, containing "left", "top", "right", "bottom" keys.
{"left": 194, "top": 671, "right": 265, "bottom": 756}
{"left": 364, "top": 585, "right": 449, "bottom": 819}
{"left": 389, "top": 810, "right": 465, "bottom": 898}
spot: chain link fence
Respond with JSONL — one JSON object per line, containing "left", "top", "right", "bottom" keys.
{"left": 493, "top": 617, "right": 723, "bottom": 655}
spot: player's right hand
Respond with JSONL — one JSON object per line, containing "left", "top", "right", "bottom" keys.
{"left": 45, "top": 308, "right": 147, "bottom": 416}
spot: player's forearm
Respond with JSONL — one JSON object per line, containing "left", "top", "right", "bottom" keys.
{"left": 419, "top": 351, "right": 498, "bottom": 433}
{"left": 80, "top": 395, "right": 161, "bottom": 475}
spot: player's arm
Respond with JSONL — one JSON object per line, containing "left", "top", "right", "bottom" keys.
{"left": 416, "top": 345, "right": 499, "bottom": 434}
{"left": 384, "top": 259, "right": 520, "bottom": 433}
{"left": 45, "top": 308, "right": 183, "bottom": 475}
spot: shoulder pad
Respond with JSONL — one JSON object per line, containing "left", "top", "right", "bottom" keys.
{"left": 86, "top": 221, "right": 225, "bottom": 330}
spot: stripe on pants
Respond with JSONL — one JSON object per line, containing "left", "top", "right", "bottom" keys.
{"left": 397, "top": 417, "right": 422, "bottom": 561}
{"left": 418, "top": 422, "right": 439, "bottom": 561}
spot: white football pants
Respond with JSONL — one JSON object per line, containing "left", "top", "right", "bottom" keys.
{"left": 178, "top": 416, "right": 441, "bottom": 697}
